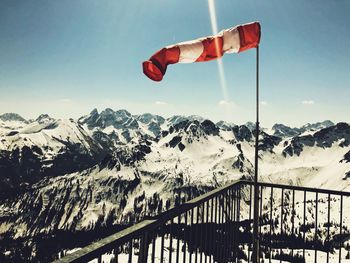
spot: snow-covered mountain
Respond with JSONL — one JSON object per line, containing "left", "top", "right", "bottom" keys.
{"left": 0, "top": 113, "right": 29, "bottom": 136}
{"left": 0, "top": 113, "right": 27, "bottom": 123}
{"left": 0, "top": 109, "right": 349, "bottom": 262}
{"left": 0, "top": 113, "right": 106, "bottom": 197}
{"left": 272, "top": 120, "right": 334, "bottom": 138}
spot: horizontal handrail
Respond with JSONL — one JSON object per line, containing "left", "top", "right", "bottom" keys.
{"left": 240, "top": 180, "right": 350, "bottom": 196}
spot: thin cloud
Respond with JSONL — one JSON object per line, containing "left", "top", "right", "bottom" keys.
{"left": 59, "top": 98, "right": 71, "bottom": 103}
{"left": 261, "top": 101, "right": 268, "bottom": 106}
{"left": 218, "top": 100, "right": 234, "bottom": 106}
{"left": 302, "top": 100, "right": 315, "bottom": 105}
{"left": 155, "top": 101, "right": 167, "bottom": 105}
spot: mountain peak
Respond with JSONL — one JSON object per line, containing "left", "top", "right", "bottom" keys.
{"left": 0, "top": 113, "right": 27, "bottom": 122}
{"left": 272, "top": 123, "right": 301, "bottom": 138}
{"left": 136, "top": 113, "right": 165, "bottom": 125}
{"left": 300, "top": 120, "right": 335, "bottom": 131}
{"left": 100, "top": 108, "right": 114, "bottom": 115}
{"left": 36, "top": 114, "right": 55, "bottom": 124}
{"left": 245, "top": 121, "right": 255, "bottom": 131}
{"left": 115, "top": 109, "right": 132, "bottom": 117}
{"left": 80, "top": 108, "right": 137, "bottom": 130}
{"left": 216, "top": 120, "right": 235, "bottom": 130}
{"left": 188, "top": 115, "right": 204, "bottom": 122}
{"left": 98, "top": 109, "right": 132, "bottom": 118}
{"left": 90, "top": 108, "right": 98, "bottom": 115}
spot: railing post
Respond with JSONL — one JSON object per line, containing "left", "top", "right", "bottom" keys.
{"left": 339, "top": 195, "right": 343, "bottom": 263}
{"left": 233, "top": 187, "right": 237, "bottom": 261}
{"left": 128, "top": 240, "right": 133, "bottom": 263}
{"left": 269, "top": 186, "right": 273, "bottom": 263}
{"left": 138, "top": 232, "right": 150, "bottom": 263}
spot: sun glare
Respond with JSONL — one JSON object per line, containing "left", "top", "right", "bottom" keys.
{"left": 207, "top": 0, "right": 229, "bottom": 103}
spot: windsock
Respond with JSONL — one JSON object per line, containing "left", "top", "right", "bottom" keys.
{"left": 143, "top": 22, "right": 261, "bottom": 81}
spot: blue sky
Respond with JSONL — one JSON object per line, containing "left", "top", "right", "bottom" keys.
{"left": 0, "top": 0, "right": 349, "bottom": 127}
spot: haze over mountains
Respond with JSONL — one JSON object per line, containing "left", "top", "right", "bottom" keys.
{"left": 0, "top": 109, "right": 349, "bottom": 261}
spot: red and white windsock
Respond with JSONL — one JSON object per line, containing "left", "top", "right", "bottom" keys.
{"left": 143, "top": 21, "right": 261, "bottom": 81}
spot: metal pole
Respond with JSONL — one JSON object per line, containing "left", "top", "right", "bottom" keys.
{"left": 252, "top": 45, "right": 260, "bottom": 263}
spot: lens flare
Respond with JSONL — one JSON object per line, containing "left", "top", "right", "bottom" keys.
{"left": 207, "top": 0, "right": 229, "bottom": 102}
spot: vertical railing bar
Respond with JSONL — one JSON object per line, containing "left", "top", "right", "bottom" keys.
{"left": 269, "top": 187, "right": 273, "bottom": 263}
{"left": 195, "top": 205, "right": 199, "bottom": 263}
{"left": 228, "top": 190, "right": 230, "bottom": 262}
{"left": 151, "top": 230, "right": 156, "bottom": 263}
{"left": 237, "top": 185, "right": 241, "bottom": 263}
{"left": 218, "top": 195, "right": 223, "bottom": 263}
{"left": 339, "top": 195, "right": 343, "bottom": 263}
{"left": 183, "top": 210, "right": 188, "bottom": 263}
{"left": 233, "top": 187, "right": 236, "bottom": 263}
{"left": 139, "top": 232, "right": 148, "bottom": 263}
{"left": 213, "top": 196, "right": 219, "bottom": 262}
{"left": 169, "top": 219, "right": 173, "bottom": 263}
{"left": 190, "top": 208, "right": 194, "bottom": 263}
{"left": 223, "top": 192, "right": 227, "bottom": 262}
{"left": 235, "top": 187, "right": 239, "bottom": 263}
{"left": 247, "top": 184, "right": 252, "bottom": 263}
{"left": 219, "top": 194, "right": 222, "bottom": 263}
{"left": 197, "top": 203, "right": 200, "bottom": 263}
{"left": 226, "top": 189, "right": 230, "bottom": 263}
{"left": 222, "top": 192, "right": 226, "bottom": 263}
{"left": 292, "top": 189, "right": 295, "bottom": 258}
{"left": 205, "top": 200, "right": 209, "bottom": 263}
{"left": 98, "top": 255, "right": 102, "bottom": 263}
{"left": 303, "top": 190, "right": 306, "bottom": 260}
{"left": 249, "top": 183, "right": 252, "bottom": 263}
{"left": 225, "top": 191, "right": 230, "bottom": 262}
{"left": 114, "top": 247, "right": 119, "bottom": 263}
{"left": 176, "top": 215, "right": 180, "bottom": 263}
{"left": 314, "top": 192, "right": 318, "bottom": 263}
{"left": 228, "top": 188, "right": 233, "bottom": 263}
{"left": 258, "top": 185, "right": 263, "bottom": 263}
{"left": 235, "top": 188, "right": 237, "bottom": 263}
{"left": 238, "top": 185, "right": 241, "bottom": 222}
{"left": 234, "top": 188, "right": 237, "bottom": 263}
{"left": 280, "top": 188, "right": 284, "bottom": 263}
{"left": 200, "top": 202, "right": 204, "bottom": 263}
{"left": 161, "top": 226, "right": 165, "bottom": 263}
{"left": 249, "top": 184, "right": 253, "bottom": 221}
{"left": 210, "top": 197, "right": 214, "bottom": 263}
{"left": 327, "top": 193, "right": 330, "bottom": 263}
{"left": 128, "top": 239, "right": 133, "bottom": 263}
{"left": 223, "top": 191, "right": 228, "bottom": 261}
{"left": 259, "top": 186, "right": 263, "bottom": 234}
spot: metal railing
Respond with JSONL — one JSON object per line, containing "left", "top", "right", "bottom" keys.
{"left": 54, "top": 180, "right": 350, "bottom": 263}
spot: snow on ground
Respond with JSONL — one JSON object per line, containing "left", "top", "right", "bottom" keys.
{"left": 260, "top": 141, "right": 350, "bottom": 190}
{"left": 83, "top": 236, "right": 350, "bottom": 263}
{"left": 140, "top": 133, "right": 244, "bottom": 186}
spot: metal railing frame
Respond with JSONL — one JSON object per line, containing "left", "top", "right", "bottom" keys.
{"left": 54, "top": 180, "right": 350, "bottom": 263}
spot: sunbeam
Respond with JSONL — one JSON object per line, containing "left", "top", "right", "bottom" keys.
{"left": 207, "top": 0, "right": 229, "bottom": 103}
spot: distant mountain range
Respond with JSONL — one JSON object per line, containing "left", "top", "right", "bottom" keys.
{"left": 271, "top": 120, "right": 335, "bottom": 138}
{"left": 0, "top": 109, "right": 349, "bottom": 262}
